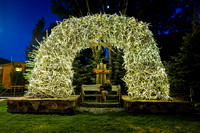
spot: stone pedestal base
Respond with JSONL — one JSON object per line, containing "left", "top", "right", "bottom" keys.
{"left": 7, "top": 95, "right": 80, "bottom": 114}
{"left": 122, "top": 95, "right": 193, "bottom": 114}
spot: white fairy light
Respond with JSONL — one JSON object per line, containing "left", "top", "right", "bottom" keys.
{"left": 27, "top": 13, "right": 170, "bottom": 100}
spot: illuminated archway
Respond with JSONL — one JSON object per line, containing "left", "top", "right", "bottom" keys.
{"left": 27, "top": 14, "right": 170, "bottom": 100}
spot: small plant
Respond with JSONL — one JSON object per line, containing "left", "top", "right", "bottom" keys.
{"left": 10, "top": 64, "right": 25, "bottom": 90}
{"left": 0, "top": 85, "right": 6, "bottom": 94}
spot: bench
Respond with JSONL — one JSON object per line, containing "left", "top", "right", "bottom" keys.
{"left": 81, "top": 84, "right": 121, "bottom": 103}
{"left": 9, "top": 85, "right": 26, "bottom": 96}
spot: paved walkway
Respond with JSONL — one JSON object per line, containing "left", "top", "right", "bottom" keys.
{"left": 76, "top": 107, "right": 124, "bottom": 114}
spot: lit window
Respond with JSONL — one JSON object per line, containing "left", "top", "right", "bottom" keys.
{"left": 16, "top": 68, "right": 22, "bottom": 71}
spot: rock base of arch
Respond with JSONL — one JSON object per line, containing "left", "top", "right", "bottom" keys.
{"left": 122, "top": 95, "right": 193, "bottom": 114}
{"left": 7, "top": 95, "right": 80, "bottom": 114}
{"left": 6, "top": 95, "right": 193, "bottom": 114}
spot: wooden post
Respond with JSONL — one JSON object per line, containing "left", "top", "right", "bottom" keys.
{"left": 103, "top": 64, "right": 106, "bottom": 84}
{"left": 100, "top": 63, "right": 103, "bottom": 84}
{"left": 14, "top": 87, "right": 16, "bottom": 96}
{"left": 96, "top": 65, "right": 100, "bottom": 84}
{"left": 95, "top": 63, "right": 108, "bottom": 85}
{"left": 118, "top": 85, "right": 121, "bottom": 103}
{"left": 81, "top": 85, "right": 84, "bottom": 103}
{"left": 108, "top": 49, "right": 112, "bottom": 79}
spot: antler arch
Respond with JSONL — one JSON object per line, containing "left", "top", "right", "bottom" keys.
{"left": 27, "top": 14, "right": 170, "bottom": 100}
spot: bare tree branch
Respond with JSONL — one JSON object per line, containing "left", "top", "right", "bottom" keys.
{"left": 122, "top": 0, "right": 128, "bottom": 15}
{"left": 124, "top": 0, "right": 128, "bottom": 15}
{"left": 86, "top": 0, "right": 90, "bottom": 14}
{"left": 75, "top": 0, "right": 83, "bottom": 16}
{"left": 101, "top": 0, "right": 106, "bottom": 14}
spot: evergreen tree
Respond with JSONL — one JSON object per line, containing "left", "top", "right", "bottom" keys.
{"left": 51, "top": 0, "right": 129, "bottom": 19}
{"left": 50, "top": 0, "right": 200, "bottom": 61}
{"left": 23, "top": 45, "right": 39, "bottom": 85}
{"left": 24, "top": 18, "right": 56, "bottom": 85}
{"left": 111, "top": 48, "right": 127, "bottom": 94}
{"left": 10, "top": 64, "right": 25, "bottom": 86}
{"left": 165, "top": 13, "right": 200, "bottom": 101}
{"left": 86, "top": 47, "right": 106, "bottom": 84}
{"left": 25, "top": 18, "right": 45, "bottom": 61}
{"left": 72, "top": 52, "right": 87, "bottom": 94}
{"left": 25, "top": 18, "right": 56, "bottom": 60}
{"left": 72, "top": 46, "right": 106, "bottom": 93}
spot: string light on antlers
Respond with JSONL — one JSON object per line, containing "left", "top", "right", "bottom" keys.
{"left": 27, "top": 13, "right": 170, "bottom": 100}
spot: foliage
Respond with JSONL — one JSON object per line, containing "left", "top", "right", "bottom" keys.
{"left": 0, "top": 100, "right": 200, "bottom": 132}
{"left": 0, "top": 85, "right": 5, "bottom": 93}
{"left": 25, "top": 18, "right": 56, "bottom": 60}
{"left": 51, "top": 0, "right": 200, "bottom": 61}
{"left": 111, "top": 47, "right": 127, "bottom": 94}
{"left": 10, "top": 64, "right": 25, "bottom": 86}
{"left": 23, "top": 45, "right": 39, "bottom": 86}
{"left": 27, "top": 14, "right": 170, "bottom": 100}
{"left": 50, "top": 0, "right": 200, "bottom": 35}
{"left": 165, "top": 13, "right": 200, "bottom": 101}
{"left": 51, "top": 0, "right": 129, "bottom": 18}
{"left": 72, "top": 47, "right": 106, "bottom": 94}
{"left": 86, "top": 47, "right": 106, "bottom": 84}
{"left": 72, "top": 51, "right": 87, "bottom": 94}
{"left": 24, "top": 18, "right": 56, "bottom": 87}
{"left": 25, "top": 18, "right": 45, "bottom": 61}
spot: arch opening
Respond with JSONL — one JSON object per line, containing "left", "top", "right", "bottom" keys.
{"left": 27, "top": 14, "right": 170, "bottom": 100}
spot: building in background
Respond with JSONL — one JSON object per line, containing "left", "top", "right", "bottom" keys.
{"left": 0, "top": 65, "right": 3, "bottom": 86}
{"left": 0, "top": 57, "right": 11, "bottom": 87}
{"left": 0, "top": 60, "right": 25, "bottom": 89}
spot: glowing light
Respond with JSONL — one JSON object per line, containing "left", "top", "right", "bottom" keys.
{"left": 93, "top": 68, "right": 111, "bottom": 73}
{"left": 16, "top": 68, "right": 22, "bottom": 71}
{"left": 27, "top": 14, "right": 170, "bottom": 100}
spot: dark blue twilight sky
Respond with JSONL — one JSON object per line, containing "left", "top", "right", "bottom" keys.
{"left": 0, "top": 0, "right": 60, "bottom": 62}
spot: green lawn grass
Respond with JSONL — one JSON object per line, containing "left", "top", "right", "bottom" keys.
{"left": 0, "top": 100, "right": 200, "bottom": 133}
